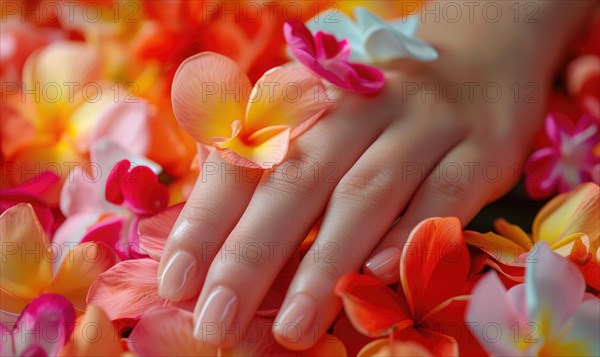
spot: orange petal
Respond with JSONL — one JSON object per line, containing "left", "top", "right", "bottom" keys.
{"left": 215, "top": 124, "right": 291, "bottom": 168}
{"left": 392, "top": 327, "right": 458, "bottom": 357}
{"left": 0, "top": 203, "right": 53, "bottom": 299}
{"left": 400, "top": 217, "right": 470, "bottom": 322}
{"left": 49, "top": 242, "right": 116, "bottom": 312}
{"left": 171, "top": 52, "right": 249, "bottom": 145}
{"left": 23, "top": 42, "right": 100, "bottom": 131}
{"left": 568, "top": 234, "right": 592, "bottom": 265}
{"left": 58, "top": 305, "right": 124, "bottom": 356}
{"left": 357, "top": 339, "right": 433, "bottom": 357}
{"left": 532, "top": 182, "right": 599, "bottom": 251}
{"left": 335, "top": 273, "right": 412, "bottom": 337}
{"left": 302, "top": 334, "right": 348, "bottom": 357}
{"left": 0, "top": 288, "right": 30, "bottom": 315}
{"left": 245, "top": 66, "right": 331, "bottom": 138}
{"left": 464, "top": 230, "right": 528, "bottom": 265}
{"left": 493, "top": 218, "right": 534, "bottom": 250}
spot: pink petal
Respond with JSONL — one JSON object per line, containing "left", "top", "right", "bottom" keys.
{"left": 128, "top": 307, "right": 218, "bottom": 356}
{"left": 92, "top": 100, "right": 150, "bottom": 156}
{"left": 86, "top": 259, "right": 194, "bottom": 321}
{"left": 60, "top": 167, "right": 103, "bottom": 217}
{"left": 16, "top": 171, "right": 61, "bottom": 203}
{"left": 12, "top": 294, "right": 75, "bottom": 357}
{"left": 562, "top": 298, "right": 600, "bottom": 354}
{"left": 80, "top": 216, "right": 125, "bottom": 254}
{"left": 171, "top": 52, "right": 249, "bottom": 145}
{"left": 525, "top": 242, "right": 586, "bottom": 336}
{"left": 545, "top": 112, "right": 574, "bottom": 145}
{"left": 466, "top": 272, "right": 523, "bottom": 356}
{"left": 138, "top": 203, "right": 184, "bottom": 260}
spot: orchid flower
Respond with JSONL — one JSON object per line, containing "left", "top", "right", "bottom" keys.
{"left": 55, "top": 140, "right": 163, "bottom": 261}
{"left": 171, "top": 52, "right": 332, "bottom": 169}
{"left": 0, "top": 204, "right": 115, "bottom": 321}
{"left": 467, "top": 242, "right": 600, "bottom": 356}
{"left": 306, "top": 7, "right": 438, "bottom": 64}
{"left": 1, "top": 294, "right": 75, "bottom": 357}
{"left": 465, "top": 182, "right": 599, "bottom": 290}
{"left": 335, "top": 217, "right": 485, "bottom": 356}
{"left": 526, "top": 113, "right": 599, "bottom": 199}
{"left": 284, "top": 20, "right": 385, "bottom": 94}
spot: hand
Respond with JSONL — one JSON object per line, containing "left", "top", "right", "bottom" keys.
{"left": 156, "top": 0, "right": 591, "bottom": 350}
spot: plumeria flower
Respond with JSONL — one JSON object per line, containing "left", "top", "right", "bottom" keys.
{"left": 526, "top": 112, "right": 599, "bottom": 199}
{"left": 0, "top": 204, "right": 115, "bottom": 322}
{"left": 335, "top": 217, "right": 485, "bottom": 356}
{"left": 465, "top": 182, "right": 599, "bottom": 290}
{"left": 306, "top": 7, "right": 438, "bottom": 63}
{"left": 1, "top": 294, "right": 75, "bottom": 357}
{"left": 467, "top": 242, "right": 600, "bottom": 356}
{"left": 171, "top": 52, "right": 332, "bottom": 168}
{"left": 284, "top": 20, "right": 385, "bottom": 94}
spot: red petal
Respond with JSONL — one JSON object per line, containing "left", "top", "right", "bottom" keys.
{"left": 105, "top": 160, "right": 130, "bottom": 205}
{"left": 400, "top": 217, "right": 470, "bottom": 321}
{"left": 335, "top": 273, "right": 412, "bottom": 337}
{"left": 120, "top": 166, "right": 169, "bottom": 216}
{"left": 392, "top": 327, "right": 458, "bottom": 357}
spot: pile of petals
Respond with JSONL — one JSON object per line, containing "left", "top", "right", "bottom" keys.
{"left": 1, "top": 2, "right": 599, "bottom": 357}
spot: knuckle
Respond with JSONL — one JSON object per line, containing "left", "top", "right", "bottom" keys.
{"left": 181, "top": 200, "right": 221, "bottom": 233}
{"left": 423, "top": 175, "right": 470, "bottom": 202}
{"left": 218, "top": 233, "right": 276, "bottom": 271}
{"left": 263, "top": 153, "right": 321, "bottom": 197}
{"left": 334, "top": 169, "right": 396, "bottom": 206}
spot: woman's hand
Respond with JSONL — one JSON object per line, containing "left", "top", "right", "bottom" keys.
{"left": 156, "top": 0, "right": 593, "bottom": 350}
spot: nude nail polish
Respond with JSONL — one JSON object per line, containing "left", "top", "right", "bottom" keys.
{"left": 276, "top": 293, "right": 317, "bottom": 342}
{"left": 364, "top": 247, "right": 402, "bottom": 283}
{"left": 194, "top": 286, "right": 239, "bottom": 345}
{"left": 158, "top": 250, "right": 197, "bottom": 301}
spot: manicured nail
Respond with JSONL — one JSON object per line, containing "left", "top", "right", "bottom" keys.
{"left": 276, "top": 293, "right": 317, "bottom": 342}
{"left": 158, "top": 250, "right": 197, "bottom": 301}
{"left": 364, "top": 247, "right": 401, "bottom": 283}
{"left": 194, "top": 286, "right": 239, "bottom": 345}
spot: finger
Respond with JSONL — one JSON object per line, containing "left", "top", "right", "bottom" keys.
{"left": 158, "top": 150, "right": 261, "bottom": 301}
{"left": 364, "top": 139, "right": 519, "bottom": 283}
{"left": 272, "top": 113, "right": 462, "bottom": 349}
{"left": 191, "top": 88, "right": 401, "bottom": 347}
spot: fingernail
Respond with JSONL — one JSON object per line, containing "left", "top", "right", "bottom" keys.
{"left": 364, "top": 247, "right": 401, "bottom": 283}
{"left": 158, "top": 250, "right": 197, "bottom": 301}
{"left": 194, "top": 286, "right": 239, "bottom": 345}
{"left": 276, "top": 293, "right": 317, "bottom": 342}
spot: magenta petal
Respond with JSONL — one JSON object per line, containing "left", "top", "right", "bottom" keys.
{"left": 105, "top": 159, "right": 130, "bottom": 205}
{"left": 313, "top": 31, "right": 351, "bottom": 61}
{"left": 283, "top": 20, "right": 316, "bottom": 57}
{"left": 138, "top": 203, "right": 184, "bottom": 260}
{"left": 545, "top": 112, "right": 574, "bottom": 145}
{"left": 345, "top": 62, "right": 386, "bottom": 94}
{"left": 80, "top": 216, "right": 125, "bottom": 254}
{"left": 120, "top": 166, "right": 169, "bottom": 216}
{"left": 12, "top": 294, "right": 75, "bottom": 357}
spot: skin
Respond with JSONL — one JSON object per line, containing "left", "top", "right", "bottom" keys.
{"left": 156, "top": 0, "right": 596, "bottom": 350}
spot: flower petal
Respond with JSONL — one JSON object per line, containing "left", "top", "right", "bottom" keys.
{"left": 49, "top": 242, "right": 116, "bottom": 312}
{"left": 87, "top": 259, "right": 194, "bottom": 321}
{"left": 60, "top": 167, "right": 104, "bottom": 216}
{"left": 0, "top": 189, "right": 54, "bottom": 234}
{"left": 392, "top": 327, "right": 458, "bottom": 357}
{"left": 464, "top": 230, "right": 528, "bottom": 265}
{"left": 246, "top": 66, "right": 331, "bottom": 138}
{"left": 358, "top": 339, "right": 433, "bottom": 357}
{"left": 120, "top": 165, "right": 169, "bottom": 216}
{"left": 171, "top": 52, "right": 249, "bottom": 145}
{"left": 91, "top": 100, "right": 150, "bottom": 156}
{"left": 466, "top": 272, "right": 524, "bottom": 356}
{"left": 12, "top": 294, "right": 75, "bottom": 357}
{"left": 0, "top": 204, "right": 53, "bottom": 299}
{"left": 532, "top": 182, "right": 599, "bottom": 250}
{"left": 305, "top": 9, "right": 365, "bottom": 60}
{"left": 335, "top": 273, "right": 412, "bottom": 337}
{"left": 128, "top": 307, "right": 218, "bottom": 356}
{"left": 526, "top": 242, "right": 586, "bottom": 338}
{"left": 400, "top": 217, "right": 470, "bottom": 321}
{"left": 138, "top": 203, "right": 184, "bottom": 260}
{"left": 363, "top": 27, "right": 438, "bottom": 62}
{"left": 58, "top": 305, "right": 123, "bottom": 357}
{"left": 216, "top": 125, "right": 291, "bottom": 168}
{"left": 559, "top": 298, "right": 600, "bottom": 355}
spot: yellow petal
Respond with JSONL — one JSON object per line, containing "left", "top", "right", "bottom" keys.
{"left": 49, "top": 242, "right": 116, "bottom": 312}
{"left": 245, "top": 66, "right": 331, "bottom": 138}
{"left": 23, "top": 42, "right": 100, "bottom": 132}
{"left": 215, "top": 124, "right": 291, "bottom": 169}
{"left": 0, "top": 204, "right": 53, "bottom": 299}
{"left": 171, "top": 52, "right": 249, "bottom": 144}
{"left": 464, "top": 230, "right": 528, "bottom": 265}
{"left": 58, "top": 305, "right": 124, "bottom": 357}
{"left": 493, "top": 218, "right": 533, "bottom": 250}
{"left": 532, "top": 183, "right": 599, "bottom": 250}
